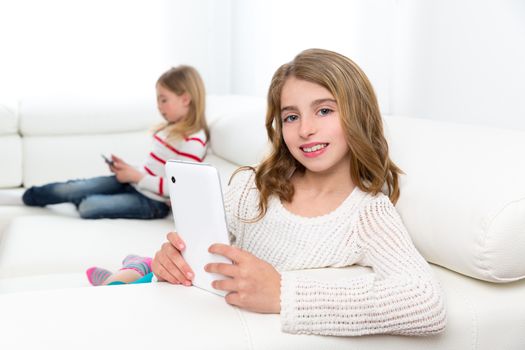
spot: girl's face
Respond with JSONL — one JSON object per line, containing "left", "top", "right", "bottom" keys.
{"left": 156, "top": 84, "right": 190, "bottom": 123}
{"left": 280, "top": 77, "right": 350, "bottom": 175}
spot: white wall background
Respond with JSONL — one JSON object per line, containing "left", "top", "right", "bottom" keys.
{"left": 1, "top": 0, "right": 524, "bottom": 130}
{"left": 230, "top": 0, "right": 395, "bottom": 114}
{"left": 0, "top": 0, "right": 231, "bottom": 101}
{"left": 392, "top": 0, "right": 525, "bottom": 130}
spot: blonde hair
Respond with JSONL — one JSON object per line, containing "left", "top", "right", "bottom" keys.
{"left": 155, "top": 65, "right": 209, "bottom": 140}
{"left": 252, "top": 48, "right": 402, "bottom": 220}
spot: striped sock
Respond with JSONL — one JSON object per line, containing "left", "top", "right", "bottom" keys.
{"left": 86, "top": 267, "right": 112, "bottom": 286}
{"left": 120, "top": 254, "right": 152, "bottom": 277}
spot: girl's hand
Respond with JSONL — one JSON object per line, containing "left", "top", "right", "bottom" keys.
{"left": 152, "top": 232, "right": 194, "bottom": 286}
{"left": 110, "top": 154, "right": 144, "bottom": 184}
{"left": 205, "top": 244, "right": 281, "bottom": 314}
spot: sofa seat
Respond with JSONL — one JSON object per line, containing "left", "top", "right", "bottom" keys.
{"left": 0, "top": 265, "right": 524, "bottom": 350}
{"left": 0, "top": 154, "right": 240, "bottom": 281}
{"left": 0, "top": 215, "right": 173, "bottom": 279}
{"left": 0, "top": 273, "right": 87, "bottom": 294}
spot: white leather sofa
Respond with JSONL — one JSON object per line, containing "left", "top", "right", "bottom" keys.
{"left": 0, "top": 95, "right": 524, "bottom": 349}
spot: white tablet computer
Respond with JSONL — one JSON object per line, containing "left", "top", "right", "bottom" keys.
{"left": 165, "top": 160, "right": 232, "bottom": 296}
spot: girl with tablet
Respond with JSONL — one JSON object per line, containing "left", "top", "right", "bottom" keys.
{"left": 152, "top": 49, "right": 447, "bottom": 336}
{"left": 21, "top": 65, "right": 208, "bottom": 219}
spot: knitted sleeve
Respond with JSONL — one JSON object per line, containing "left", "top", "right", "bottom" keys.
{"left": 280, "top": 196, "right": 447, "bottom": 336}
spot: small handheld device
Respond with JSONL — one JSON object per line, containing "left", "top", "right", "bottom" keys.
{"left": 101, "top": 154, "right": 114, "bottom": 166}
{"left": 165, "top": 160, "right": 232, "bottom": 296}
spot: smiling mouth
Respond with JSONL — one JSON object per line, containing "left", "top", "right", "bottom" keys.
{"left": 300, "top": 143, "right": 329, "bottom": 153}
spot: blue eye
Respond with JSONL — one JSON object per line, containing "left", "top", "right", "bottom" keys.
{"left": 283, "top": 114, "right": 299, "bottom": 123}
{"left": 319, "top": 108, "right": 332, "bottom": 116}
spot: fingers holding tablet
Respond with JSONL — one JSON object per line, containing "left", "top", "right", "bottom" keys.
{"left": 205, "top": 246, "right": 282, "bottom": 313}
{"left": 167, "top": 231, "right": 187, "bottom": 251}
{"left": 204, "top": 261, "right": 238, "bottom": 278}
{"left": 152, "top": 231, "right": 194, "bottom": 286}
{"left": 208, "top": 244, "right": 245, "bottom": 264}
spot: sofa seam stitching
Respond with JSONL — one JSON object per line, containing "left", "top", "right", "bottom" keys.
{"left": 455, "top": 284, "right": 479, "bottom": 350}
{"left": 478, "top": 197, "right": 525, "bottom": 281}
{"left": 234, "top": 307, "right": 255, "bottom": 350}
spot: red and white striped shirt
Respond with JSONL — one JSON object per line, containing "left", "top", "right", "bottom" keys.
{"left": 133, "top": 128, "right": 207, "bottom": 202}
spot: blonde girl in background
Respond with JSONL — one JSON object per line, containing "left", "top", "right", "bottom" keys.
{"left": 152, "top": 49, "right": 446, "bottom": 336}
{"left": 22, "top": 65, "right": 209, "bottom": 220}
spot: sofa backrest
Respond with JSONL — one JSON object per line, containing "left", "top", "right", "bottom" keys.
{"left": 20, "top": 95, "right": 169, "bottom": 188}
{"left": 207, "top": 95, "right": 268, "bottom": 167}
{"left": 0, "top": 105, "right": 22, "bottom": 188}
{"left": 0, "top": 95, "right": 268, "bottom": 188}
{"left": 1, "top": 96, "right": 524, "bottom": 284}
{"left": 385, "top": 116, "right": 525, "bottom": 283}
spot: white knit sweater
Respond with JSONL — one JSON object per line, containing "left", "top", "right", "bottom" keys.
{"left": 224, "top": 170, "right": 446, "bottom": 336}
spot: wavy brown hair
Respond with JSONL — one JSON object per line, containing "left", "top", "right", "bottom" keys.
{"left": 251, "top": 48, "right": 402, "bottom": 220}
{"left": 155, "top": 65, "right": 209, "bottom": 141}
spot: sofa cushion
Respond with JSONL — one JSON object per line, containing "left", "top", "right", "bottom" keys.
{"left": 0, "top": 104, "right": 17, "bottom": 135}
{"left": 22, "top": 131, "right": 150, "bottom": 187}
{"left": 0, "top": 273, "right": 87, "bottom": 294}
{"left": 19, "top": 96, "right": 161, "bottom": 136}
{"left": 385, "top": 115, "right": 525, "bottom": 282}
{"left": 0, "top": 215, "right": 173, "bottom": 278}
{"left": 19, "top": 95, "right": 262, "bottom": 137}
{"left": 208, "top": 95, "right": 269, "bottom": 166}
{"left": 0, "top": 135, "right": 22, "bottom": 188}
{"left": 18, "top": 95, "right": 264, "bottom": 187}
{"left": 1, "top": 265, "right": 524, "bottom": 349}
{"left": 0, "top": 104, "right": 21, "bottom": 188}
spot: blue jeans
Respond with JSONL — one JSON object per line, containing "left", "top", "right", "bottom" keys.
{"left": 22, "top": 176, "right": 170, "bottom": 220}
